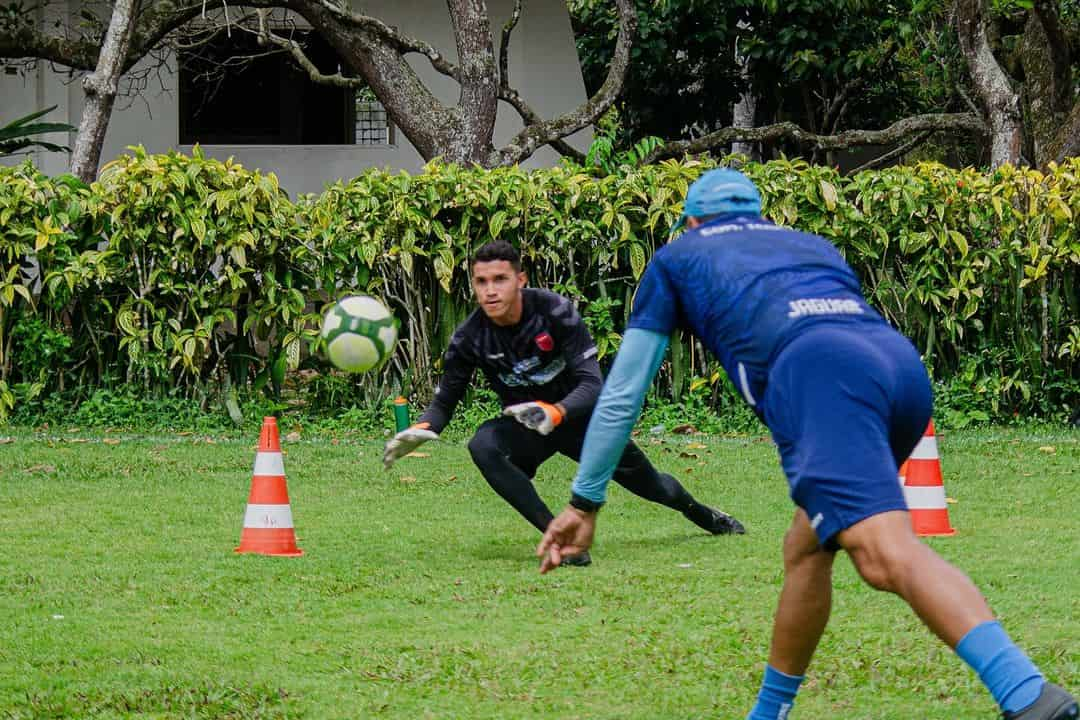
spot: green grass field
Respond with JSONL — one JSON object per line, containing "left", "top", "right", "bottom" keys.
{"left": 1, "top": 427, "right": 1077, "bottom": 719}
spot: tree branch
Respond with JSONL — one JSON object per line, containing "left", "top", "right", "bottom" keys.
{"left": 254, "top": 10, "right": 365, "bottom": 88}
{"left": 498, "top": 0, "right": 522, "bottom": 89}
{"left": 124, "top": 2, "right": 217, "bottom": 73}
{"left": 0, "top": 3, "right": 241, "bottom": 74}
{"left": 238, "top": 0, "right": 456, "bottom": 161}
{"left": 822, "top": 42, "right": 898, "bottom": 134}
{"left": 492, "top": 0, "right": 580, "bottom": 161}
{"left": 956, "top": 83, "right": 981, "bottom": 116}
{"left": 498, "top": 86, "right": 585, "bottom": 162}
{"left": 309, "top": 0, "right": 458, "bottom": 79}
{"left": 491, "top": 0, "right": 636, "bottom": 167}
{"left": 0, "top": 27, "right": 101, "bottom": 70}
{"left": 643, "top": 113, "right": 987, "bottom": 164}
{"left": 136, "top": 0, "right": 459, "bottom": 161}
{"left": 849, "top": 131, "right": 933, "bottom": 174}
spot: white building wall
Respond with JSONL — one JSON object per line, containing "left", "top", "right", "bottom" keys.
{"left": 0, "top": 0, "right": 590, "bottom": 194}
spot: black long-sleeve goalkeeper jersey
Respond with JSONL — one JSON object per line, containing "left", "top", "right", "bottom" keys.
{"left": 417, "top": 288, "right": 602, "bottom": 433}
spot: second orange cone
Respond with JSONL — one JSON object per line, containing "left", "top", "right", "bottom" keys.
{"left": 235, "top": 416, "right": 304, "bottom": 557}
{"left": 900, "top": 420, "right": 956, "bottom": 537}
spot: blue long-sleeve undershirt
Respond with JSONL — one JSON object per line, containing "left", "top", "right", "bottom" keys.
{"left": 571, "top": 328, "right": 669, "bottom": 504}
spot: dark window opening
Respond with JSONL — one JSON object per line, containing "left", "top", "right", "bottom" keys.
{"left": 179, "top": 31, "right": 391, "bottom": 146}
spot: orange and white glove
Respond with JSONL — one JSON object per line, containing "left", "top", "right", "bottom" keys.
{"left": 383, "top": 422, "right": 439, "bottom": 469}
{"left": 503, "top": 402, "right": 564, "bottom": 436}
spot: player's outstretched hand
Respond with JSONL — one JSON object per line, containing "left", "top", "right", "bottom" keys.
{"left": 537, "top": 507, "right": 597, "bottom": 574}
{"left": 383, "top": 423, "right": 439, "bottom": 469}
{"left": 503, "top": 401, "right": 563, "bottom": 435}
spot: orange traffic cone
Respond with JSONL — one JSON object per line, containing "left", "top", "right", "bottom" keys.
{"left": 900, "top": 420, "right": 956, "bottom": 537}
{"left": 235, "top": 417, "right": 304, "bottom": 556}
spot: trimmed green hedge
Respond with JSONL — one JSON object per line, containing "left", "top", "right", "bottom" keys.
{"left": 1, "top": 147, "right": 1077, "bottom": 423}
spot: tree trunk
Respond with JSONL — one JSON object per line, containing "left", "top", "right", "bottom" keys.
{"left": 446, "top": 0, "right": 498, "bottom": 164}
{"left": 955, "top": 0, "right": 1024, "bottom": 167}
{"left": 731, "top": 21, "right": 757, "bottom": 160}
{"left": 70, "top": 0, "right": 141, "bottom": 183}
{"left": 1020, "top": 2, "right": 1073, "bottom": 166}
{"left": 1043, "top": 100, "right": 1080, "bottom": 166}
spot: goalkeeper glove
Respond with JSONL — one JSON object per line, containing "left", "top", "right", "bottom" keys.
{"left": 383, "top": 422, "right": 439, "bottom": 469}
{"left": 503, "top": 401, "right": 564, "bottom": 435}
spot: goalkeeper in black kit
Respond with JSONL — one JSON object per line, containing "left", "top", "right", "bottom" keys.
{"left": 383, "top": 240, "right": 744, "bottom": 565}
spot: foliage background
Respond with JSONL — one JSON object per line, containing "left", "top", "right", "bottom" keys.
{"left": 1, "top": 148, "right": 1078, "bottom": 430}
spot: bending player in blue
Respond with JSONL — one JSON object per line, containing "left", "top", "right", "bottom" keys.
{"left": 537, "top": 169, "right": 1077, "bottom": 719}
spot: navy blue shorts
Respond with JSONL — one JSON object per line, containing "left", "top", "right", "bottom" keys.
{"left": 763, "top": 325, "right": 933, "bottom": 547}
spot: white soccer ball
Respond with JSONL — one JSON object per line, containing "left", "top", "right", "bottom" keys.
{"left": 320, "top": 295, "right": 398, "bottom": 373}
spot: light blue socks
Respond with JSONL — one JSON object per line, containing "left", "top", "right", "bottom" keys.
{"left": 747, "top": 622, "right": 1043, "bottom": 718}
{"left": 956, "top": 620, "right": 1044, "bottom": 714}
{"left": 747, "top": 664, "right": 805, "bottom": 720}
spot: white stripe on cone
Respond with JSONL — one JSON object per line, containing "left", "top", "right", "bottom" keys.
{"left": 253, "top": 452, "right": 285, "bottom": 476}
{"left": 902, "top": 484, "right": 948, "bottom": 510}
{"left": 242, "top": 503, "right": 295, "bottom": 528}
{"left": 909, "top": 436, "right": 939, "bottom": 461}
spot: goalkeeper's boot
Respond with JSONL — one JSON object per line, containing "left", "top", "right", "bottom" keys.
{"left": 683, "top": 499, "right": 746, "bottom": 535}
{"left": 560, "top": 550, "right": 592, "bottom": 567}
{"left": 1001, "top": 683, "right": 1078, "bottom": 720}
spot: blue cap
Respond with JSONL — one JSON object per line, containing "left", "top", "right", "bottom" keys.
{"left": 671, "top": 168, "right": 762, "bottom": 235}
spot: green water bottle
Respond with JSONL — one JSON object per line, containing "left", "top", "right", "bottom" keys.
{"left": 393, "top": 396, "right": 410, "bottom": 433}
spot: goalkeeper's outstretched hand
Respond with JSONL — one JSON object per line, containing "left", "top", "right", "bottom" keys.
{"left": 503, "top": 401, "right": 563, "bottom": 435}
{"left": 383, "top": 423, "right": 439, "bottom": 469}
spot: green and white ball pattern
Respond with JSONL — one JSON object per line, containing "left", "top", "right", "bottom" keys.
{"left": 321, "top": 295, "right": 398, "bottom": 373}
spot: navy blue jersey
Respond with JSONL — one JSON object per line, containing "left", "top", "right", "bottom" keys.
{"left": 628, "top": 214, "right": 886, "bottom": 415}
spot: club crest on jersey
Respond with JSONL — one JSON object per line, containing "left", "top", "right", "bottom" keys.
{"left": 534, "top": 332, "right": 554, "bottom": 352}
